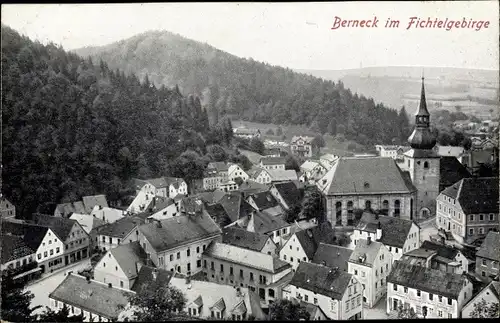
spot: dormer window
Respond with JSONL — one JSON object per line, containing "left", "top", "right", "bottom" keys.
{"left": 364, "top": 182, "right": 370, "bottom": 189}
{"left": 424, "top": 161, "right": 429, "bottom": 169}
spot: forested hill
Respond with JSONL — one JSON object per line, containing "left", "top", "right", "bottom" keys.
{"left": 1, "top": 25, "right": 234, "bottom": 218}
{"left": 74, "top": 30, "right": 410, "bottom": 147}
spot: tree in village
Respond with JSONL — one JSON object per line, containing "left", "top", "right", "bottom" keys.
{"left": 268, "top": 299, "right": 310, "bottom": 321}
{"left": 397, "top": 303, "right": 419, "bottom": 319}
{"left": 248, "top": 137, "right": 265, "bottom": 155}
{"left": 283, "top": 203, "right": 302, "bottom": 223}
{"left": 125, "top": 280, "right": 187, "bottom": 321}
{"left": 206, "top": 144, "right": 228, "bottom": 162}
{"left": 470, "top": 299, "right": 500, "bottom": 318}
{"left": 284, "top": 155, "right": 300, "bottom": 172}
{"left": 301, "top": 186, "right": 325, "bottom": 221}
{"left": 0, "top": 271, "right": 40, "bottom": 322}
{"left": 37, "top": 304, "right": 85, "bottom": 322}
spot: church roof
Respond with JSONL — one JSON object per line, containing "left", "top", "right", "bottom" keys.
{"left": 318, "top": 157, "right": 417, "bottom": 195}
{"left": 416, "top": 77, "right": 430, "bottom": 117}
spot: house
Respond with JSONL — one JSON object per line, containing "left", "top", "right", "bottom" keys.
{"left": 130, "top": 265, "right": 173, "bottom": 293}
{"left": 217, "top": 192, "right": 256, "bottom": 225}
{"left": 54, "top": 201, "right": 86, "bottom": 218}
{"left": 94, "top": 241, "right": 148, "bottom": 290}
{"left": 146, "top": 197, "right": 179, "bottom": 222}
{"left": 267, "top": 169, "right": 298, "bottom": 183}
{"left": 264, "top": 147, "right": 282, "bottom": 157}
{"left": 2, "top": 220, "right": 65, "bottom": 274}
{"left": 228, "top": 164, "right": 249, "bottom": 182}
{"left": 49, "top": 274, "right": 133, "bottom": 322}
{"left": 290, "top": 136, "right": 319, "bottom": 158}
{"left": 247, "top": 167, "right": 272, "bottom": 184}
{"left": 245, "top": 191, "right": 282, "bottom": 214}
{"left": 218, "top": 180, "right": 239, "bottom": 192}
{"left": 300, "top": 301, "right": 329, "bottom": 320}
{"left": 207, "top": 161, "right": 230, "bottom": 180}
{"left": 82, "top": 195, "right": 109, "bottom": 214}
{"left": 434, "top": 145, "right": 466, "bottom": 159}
{"left": 126, "top": 191, "right": 155, "bottom": 215}
{"left": 279, "top": 224, "right": 336, "bottom": 271}
{"left": 375, "top": 145, "right": 411, "bottom": 160}
{"left": 233, "top": 128, "right": 261, "bottom": 139}
{"left": 320, "top": 154, "right": 340, "bottom": 167}
{"left": 95, "top": 216, "right": 145, "bottom": 252}
{"left": 436, "top": 177, "right": 499, "bottom": 245}
{"left": 311, "top": 243, "right": 353, "bottom": 272}
{"left": 269, "top": 182, "right": 303, "bottom": 210}
{"left": 237, "top": 180, "right": 270, "bottom": 196}
{"left": 90, "top": 206, "right": 126, "bottom": 224}
{"left": 69, "top": 213, "right": 106, "bottom": 251}
{"left": 203, "top": 202, "right": 233, "bottom": 229}
{"left": 282, "top": 262, "right": 363, "bottom": 320}
{"left": 245, "top": 210, "right": 292, "bottom": 245}
{"left": 1, "top": 234, "right": 37, "bottom": 279}
{"left": 299, "top": 160, "right": 329, "bottom": 184}
{"left": 462, "top": 280, "right": 500, "bottom": 318}
{"left": 438, "top": 156, "right": 472, "bottom": 192}
{"left": 0, "top": 196, "right": 16, "bottom": 218}
{"left": 31, "top": 214, "right": 90, "bottom": 268}
{"left": 475, "top": 231, "right": 500, "bottom": 282}
{"left": 350, "top": 213, "right": 420, "bottom": 262}
{"left": 348, "top": 238, "right": 393, "bottom": 308}
{"left": 317, "top": 157, "right": 417, "bottom": 227}
{"left": 222, "top": 226, "right": 277, "bottom": 255}
{"left": 126, "top": 214, "right": 222, "bottom": 276}
{"left": 202, "top": 241, "right": 293, "bottom": 307}
{"left": 386, "top": 260, "right": 474, "bottom": 318}
{"left": 194, "top": 171, "right": 223, "bottom": 191}
{"left": 170, "top": 276, "right": 266, "bottom": 320}
{"left": 400, "top": 240, "right": 473, "bottom": 274}
{"left": 259, "top": 157, "right": 286, "bottom": 171}
{"left": 134, "top": 177, "right": 188, "bottom": 199}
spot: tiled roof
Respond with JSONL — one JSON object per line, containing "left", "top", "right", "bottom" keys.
{"left": 318, "top": 157, "right": 417, "bottom": 195}
{"left": 357, "top": 213, "right": 414, "bottom": 248}
{"left": 248, "top": 191, "right": 279, "bottom": 211}
{"left": 476, "top": 231, "right": 500, "bottom": 261}
{"left": 291, "top": 136, "right": 315, "bottom": 144}
{"left": 218, "top": 193, "right": 256, "bottom": 222}
{"left": 82, "top": 195, "right": 108, "bottom": 214}
{"left": 69, "top": 213, "right": 106, "bottom": 234}
{"left": 204, "top": 203, "right": 232, "bottom": 228}
{"left": 238, "top": 180, "right": 270, "bottom": 196}
{"left": 211, "top": 298, "right": 226, "bottom": 311}
{"left": 439, "top": 157, "right": 472, "bottom": 192}
{"left": 268, "top": 169, "right": 298, "bottom": 182}
{"left": 441, "top": 177, "right": 498, "bottom": 214}
{"left": 1, "top": 234, "right": 35, "bottom": 264}
{"left": 290, "top": 262, "right": 352, "bottom": 300}
{"left": 139, "top": 215, "right": 221, "bottom": 252}
{"left": 207, "top": 162, "right": 230, "bottom": 173}
{"left": 260, "top": 156, "right": 286, "bottom": 166}
{"left": 96, "top": 216, "right": 144, "bottom": 238}
{"left": 54, "top": 201, "right": 85, "bottom": 217}
{"left": 348, "top": 239, "right": 383, "bottom": 267}
{"left": 222, "top": 226, "right": 271, "bottom": 252}
{"left": 387, "top": 260, "right": 469, "bottom": 299}
{"left": 436, "top": 145, "right": 465, "bottom": 157}
{"left": 49, "top": 274, "right": 133, "bottom": 320}
{"left": 420, "top": 240, "right": 460, "bottom": 260}
{"left": 1, "top": 220, "right": 49, "bottom": 251}
{"left": 294, "top": 223, "right": 336, "bottom": 259}
{"left": 30, "top": 214, "right": 78, "bottom": 240}
{"left": 91, "top": 206, "right": 127, "bottom": 224}
{"left": 251, "top": 211, "right": 289, "bottom": 235}
{"left": 110, "top": 242, "right": 148, "bottom": 279}
{"left": 312, "top": 243, "right": 353, "bottom": 272}
{"left": 131, "top": 266, "right": 173, "bottom": 293}
{"left": 300, "top": 161, "right": 320, "bottom": 172}
{"left": 204, "top": 242, "right": 290, "bottom": 273}
{"left": 272, "top": 182, "right": 303, "bottom": 208}
{"left": 126, "top": 191, "right": 154, "bottom": 215}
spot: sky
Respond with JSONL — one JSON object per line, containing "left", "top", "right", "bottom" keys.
{"left": 2, "top": 2, "right": 499, "bottom": 71}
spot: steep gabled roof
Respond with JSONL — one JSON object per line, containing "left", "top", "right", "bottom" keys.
{"left": 260, "top": 156, "right": 286, "bottom": 166}
{"left": 294, "top": 223, "right": 336, "bottom": 259}
{"left": 387, "top": 260, "right": 469, "bottom": 299}
{"left": 82, "top": 195, "right": 108, "bottom": 214}
{"left": 291, "top": 136, "right": 315, "bottom": 144}
{"left": 204, "top": 202, "right": 232, "bottom": 228}
{"left": 312, "top": 243, "right": 353, "bottom": 272}
{"left": 30, "top": 214, "right": 79, "bottom": 241}
{"left": 290, "top": 262, "right": 352, "bottom": 300}
{"left": 222, "top": 226, "right": 272, "bottom": 252}
{"left": 356, "top": 213, "right": 415, "bottom": 248}
{"left": 95, "top": 216, "right": 144, "bottom": 238}
{"left": 207, "top": 162, "right": 230, "bottom": 173}
{"left": 1, "top": 220, "right": 50, "bottom": 251}
{"left": 69, "top": 213, "right": 106, "bottom": 234}
{"left": 319, "top": 157, "right": 417, "bottom": 195}
{"left": 267, "top": 169, "right": 298, "bottom": 182}
{"left": 439, "top": 156, "right": 472, "bottom": 192}
{"left": 420, "top": 240, "right": 460, "bottom": 260}
{"left": 251, "top": 211, "right": 289, "bottom": 235}
{"left": 109, "top": 241, "right": 148, "bottom": 279}
{"left": 348, "top": 239, "right": 383, "bottom": 267}
{"left": 218, "top": 192, "right": 256, "bottom": 222}
{"left": 441, "top": 177, "right": 499, "bottom": 214}
{"left": 131, "top": 266, "right": 173, "bottom": 293}
{"left": 272, "top": 182, "right": 303, "bottom": 208}
{"left": 476, "top": 231, "right": 500, "bottom": 261}
{"left": 54, "top": 201, "right": 85, "bottom": 216}
{"left": 1, "top": 235, "right": 35, "bottom": 264}
{"left": 248, "top": 191, "right": 279, "bottom": 211}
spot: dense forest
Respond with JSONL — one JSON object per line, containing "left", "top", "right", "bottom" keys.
{"left": 1, "top": 25, "right": 242, "bottom": 218}
{"left": 75, "top": 30, "right": 411, "bottom": 147}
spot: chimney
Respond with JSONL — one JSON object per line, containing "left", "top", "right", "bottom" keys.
{"left": 108, "top": 283, "right": 112, "bottom": 288}
{"left": 86, "top": 276, "right": 91, "bottom": 283}
{"left": 99, "top": 205, "right": 103, "bottom": 210}
{"left": 367, "top": 237, "right": 372, "bottom": 245}
{"left": 376, "top": 222, "right": 382, "bottom": 240}
{"left": 152, "top": 268, "right": 158, "bottom": 281}
{"left": 136, "top": 261, "right": 143, "bottom": 273}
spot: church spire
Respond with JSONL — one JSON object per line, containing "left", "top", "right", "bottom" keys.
{"left": 407, "top": 76, "right": 436, "bottom": 150}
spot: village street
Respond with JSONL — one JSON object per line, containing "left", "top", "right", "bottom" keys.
{"left": 27, "top": 259, "right": 91, "bottom": 315}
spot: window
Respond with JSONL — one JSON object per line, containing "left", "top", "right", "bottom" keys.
{"left": 375, "top": 282, "right": 377, "bottom": 288}
{"left": 187, "top": 249, "right": 190, "bottom": 257}
{"left": 240, "top": 269, "right": 244, "bottom": 278}
{"left": 314, "top": 298, "right": 318, "bottom": 305}
{"left": 44, "top": 251, "right": 48, "bottom": 257}
{"left": 417, "top": 290, "right": 421, "bottom": 297}
{"left": 170, "top": 254, "right": 173, "bottom": 261}
{"left": 115, "top": 266, "right": 118, "bottom": 271}
{"left": 230, "top": 267, "right": 234, "bottom": 275}
{"left": 177, "top": 252, "right": 180, "bottom": 259}
{"left": 250, "top": 272, "right": 254, "bottom": 281}
{"left": 482, "top": 271, "right": 486, "bottom": 277}
{"left": 470, "top": 214, "right": 474, "bottom": 221}
{"left": 305, "top": 295, "right": 309, "bottom": 302}
{"left": 394, "top": 200, "right": 401, "bottom": 217}
{"left": 203, "top": 260, "right": 207, "bottom": 268}
{"left": 480, "top": 214, "right": 484, "bottom": 221}
{"left": 291, "top": 257, "right": 294, "bottom": 262}
{"left": 438, "top": 295, "right": 443, "bottom": 302}
{"left": 404, "top": 287, "right": 408, "bottom": 293}
{"left": 211, "top": 261, "right": 214, "bottom": 270}
{"left": 429, "top": 293, "right": 433, "bottom": 300}
{"left": 354, "top": 269, "right": 358, "bottom": 275}
{"left": 120, "top": 281, "right": 124, "bottom": 288}
{"left": 447, "top": 298, "right": 452, "bottom": 305}
{"left": 490, "top": 214, "right": 494, "bottom": 221}
{"left": 211, "top": 311, "right": 215, "bottom": 318}
{"left": 438, "top": 310, "right": 443, "bottom": 318}
{"left": 56, "top": 247, "right": 60, "bottom": 253}
{"left": 479, "top": 228, "right": 484, "bottom": 234}
{"left": 220, "top": 264, "right": 224, "bottom": 273}
{"left": 469, "top": 228, "right": 474, "bottom": 235}
{"left": 393, "top": 284, "right": 397, "bottom": 291}
{"left": 196, "top": 246, "right": 200, "bottom": 253}
{"left": 345, "top": 300, "right": 349, "bottom": 311}
{"left": 361, "top": 271, "right": 365, "bottom": 277}
{"left": 269, "top": 289, "right": 275, "bottom": 298}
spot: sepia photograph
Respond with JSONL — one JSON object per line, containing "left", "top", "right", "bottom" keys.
{"left": 1, "top": 2, "right": 499, "bottom": 321}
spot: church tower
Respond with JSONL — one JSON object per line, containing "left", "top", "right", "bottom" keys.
{"left": 403, "top": 77, "right": 440, "bottom": 219}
